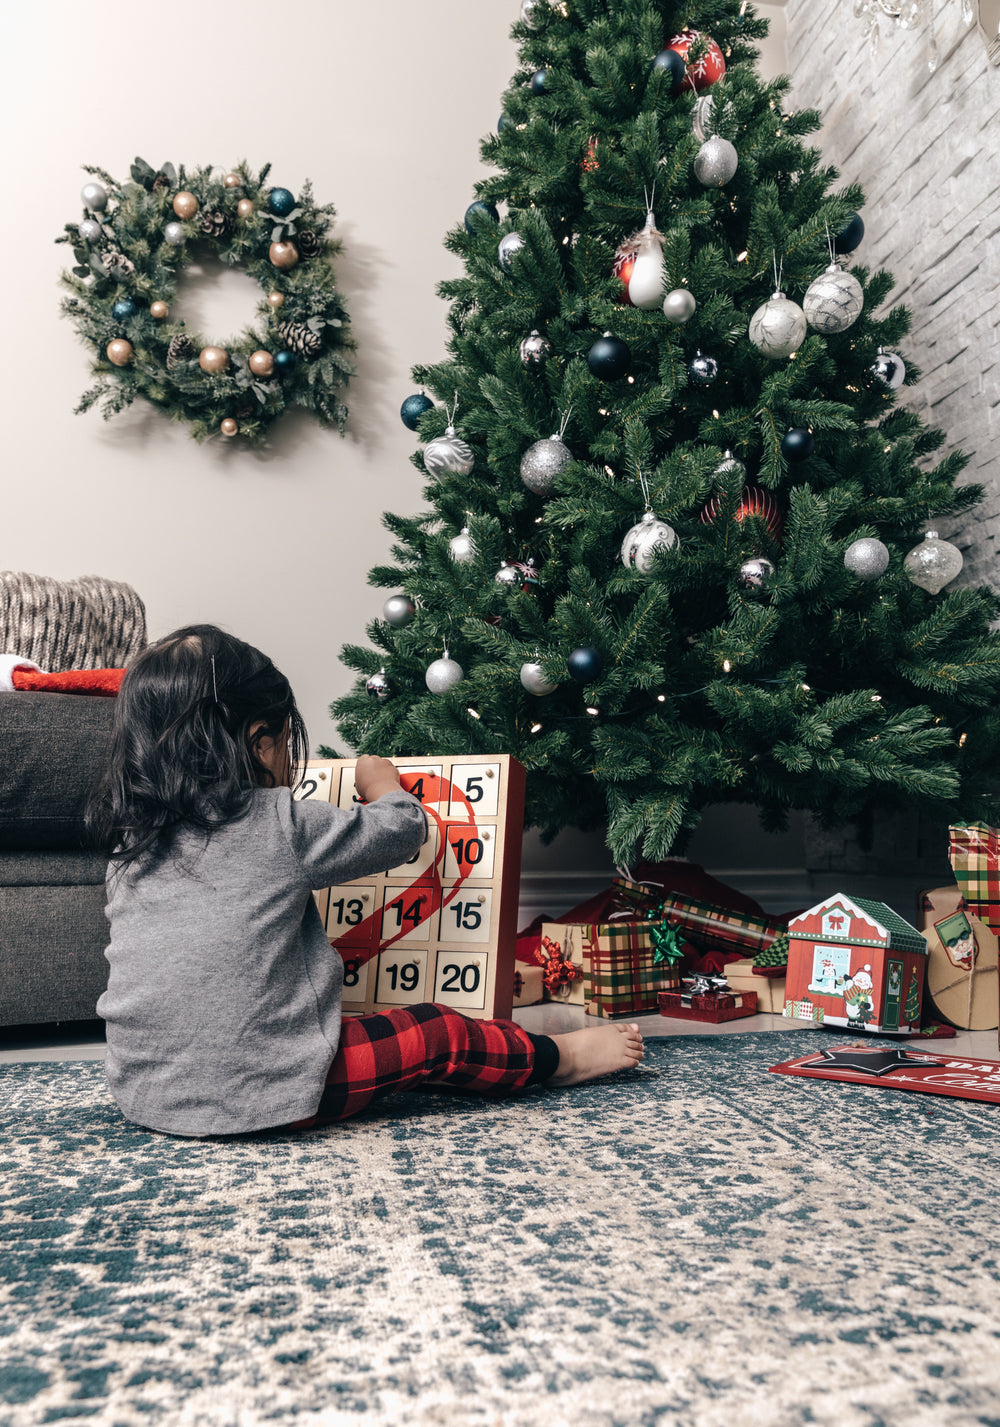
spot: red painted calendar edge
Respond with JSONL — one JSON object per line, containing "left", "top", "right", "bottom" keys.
{"left": 491, "top": 755, "right": 526, "bottom": 1021}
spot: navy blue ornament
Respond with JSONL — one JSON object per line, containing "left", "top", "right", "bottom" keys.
{"left": 651, "top": 48, "right": 686, "bottom": 94}
{"left": 568, "top": 646, "right": 604, "bottom": 683}
{"left": 781, "top": 427, "right": 815, "bottom": 462}
{"left": 498, "top": 112, "right": 511, "bottom": 132}
{"left": 688, "top": 351, "right": 719, "bottom": 386}
{"left": 464, "top": 201, "right": 500, "bottom": 234}
{"left": 274, "top": 349, "right": 297, "bottom": 373}
{"left": 111, "top": 297, "right": 139, "bottom": 323}
{"left": 268, "top": 187, "right": 296, "bottom": 218}
{"left": 587, "top": 333, "right": 631, "bottom": 381}
{"left": 833, "top": 212, "right": 865, "bottom": 255}
{"left": 400, "top": 393, "right": 434, "bottom": 430}
{"left": 530, "top": 68, "right": 548, "bottom": 95}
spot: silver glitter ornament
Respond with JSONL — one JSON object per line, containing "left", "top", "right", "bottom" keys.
{"left": 520, "top": 434, "right": 571, "bottom": 495}
{"left": 904, "top": 530, "right": 964, "bottom": 595}
{"left": 663, "top": 288, "right": 697, "bottom": 324}
{"left": 872, "top": 348, "right": 906, "bottom": 391}
{"left": 692, "top": 95, "right": 717, "bottom": 142}
{"left": 520, "top": 661, "right": 558, "bottom": 696}
{"left": 365, "top": 668, "right": 392, "bottom": 703}
{"left": 425, "top": 653, "right": 465, "bottom": 694}
{"left": 748, "top": 291, "right": 808, "bottom": 359}
{"left": 844, "top": 537, "right": 889, "bottom": 581}
{"left": 738, "top": 556, "right": 775, "bottom": 587}
{"left": 383, "top": 594, "right": 416, "bottom": 627}
{"left": 620, "top": 510, "right": 679, "bottom": 573}
{"left": 499, "top": 232, "right": 525, "bottom": 270}
{"left": 163, "top": 221, "right": 186, "bottom": 246}
{"left": 448, "top": 526, "right": 476, "bottom": 564}
{"left": 694, "top": 136, "right": 739, "bottom": 187}
{"left": 77, "top": 218, "right": 102, "bottom": 242}
{"left": 803, "top": 263, "right": 864, "bottom": 334}
{"left": 714, "top": 449, "right": 746, "bottom": 484}
{"left": 520, "top": 329, "right": 552, "bottom": 364}
{"left": 423, "top": 425, "right": 475, "bottom": 477}
{"left": 81, "top": 182, "right": 108, "bottom": 212}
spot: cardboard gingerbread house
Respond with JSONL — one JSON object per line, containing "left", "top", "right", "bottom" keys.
{"left": 782, "top": 893, "right": 928, "bottom": 1035}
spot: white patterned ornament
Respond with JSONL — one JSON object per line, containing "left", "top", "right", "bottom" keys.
{"left": 802, "top": 264, "right": 864, "bottom": 334}
{"left": 520, "top": 434, "right": 571, "bottom": 495}
{"left": 423, "top": 425, "right": 475, "bottom": 476}
{"left": 904, "top": 530, "right": 963, "bottom": 595}
{"left": 448, "top": 525, "right": 476, "bottom": 564}
{"left": 620, "top": 510, "right": 679, "bottom": 573}
{"left": 627, "top": 210, "right": 666, "bottom": 310}
{"left": 425, "top": 653, "right": 465, "bottom": 693}
{"left": 748, "top": 291, "right": 808, "bottom": 360}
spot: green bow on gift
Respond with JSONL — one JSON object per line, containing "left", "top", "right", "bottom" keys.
{"left": 651, "top": 918, "right": 687, "bottom": 968}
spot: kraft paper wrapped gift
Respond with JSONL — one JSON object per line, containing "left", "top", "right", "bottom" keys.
{"left": 917, "top": 885, "right": 998, "bottom": 1032}
{"left": 540, "top": 921, "right": 682, "bottom": 1018}
{"left": 722, "top": 958, "right": 786, "bottom": 1013}
{"left": 512, "top": 963, "right": 544, "bottom": 1008}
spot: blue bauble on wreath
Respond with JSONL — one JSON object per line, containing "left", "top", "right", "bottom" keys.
{"left": 401, "top": 392, "right": 434, "bottom": 430}
{"left": 464, "top": 201, "right": 500, "bottom": 234}
{"left": 273, "top": 349, "right": 297, "bottom": 373}
{"left": 268, "top": 187, "right": 296, "bottom": 218}
{"left": 111, "top": 297, "right": 140, "bottom": 322}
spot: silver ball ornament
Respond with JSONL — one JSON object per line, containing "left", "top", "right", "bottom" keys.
{"left": 81, "top": 182, "right": 108, "bottom": 212}
{"left": 499, "top": 232, "right": 525, "bottom": 270}
{"left": 714, "top": 449, "right": 746, "bottom": 484}
{"left": 802, "top": 264, "right": 864, "bottom": 334}
{"left": 904, "top": 530, "right": 964, "bottom": 595}
{"left": 748, "top": 291, "right": 808, "bottom": 359}
{"left": 383, "top": 594, "right": 416, "bottom": 627}
{"left": 688, "top": 351, "right": 719, "bottom": 385}
{"left": 520, "top": 661, "right": 557, "bottom": 696}
{"left": 495, "top": 562, "right": 520, "bottom": 586}
{"left": 693, "top": 137, "right": 739, "bottom": 187}
{"left": 520, "top": 434, "right": 571, "bottom": 495}
{"left": 163, "top": 221, "right": 186, "bottom": 246}
{"left": 365, "top": 669, "right": 392, "bottom": 703}
{"left": 844, "top": 537, "right": 890, "bottom": 581}
{"left": 423, "top": 426, "right": 475, "bottom": 477}
{"left": 520, "top": 329, "right": 552, "bottom": 364}
{"left": 872, "top": 349, "right": 906, "bottom": 391}
{"left": 663, "top": 288, "right": 697, "bottom": 324}
{"left": 425, "top": 654, "right": 465, "bottom": 694}
{"left": 620, "top": 510, "right": 679, "bottom": 573}
{"left": 77, "top": 218, "right": 102, "bottom": 242}
{"left": 448, "top": 526, "right": 476, "bottom": 564}
{"left": 738, "top": 556, "right": 775, "bottom": 588}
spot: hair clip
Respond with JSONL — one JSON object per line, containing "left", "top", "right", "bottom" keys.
{"left": 210, "top": 655, "right": 219, "bottom": 703}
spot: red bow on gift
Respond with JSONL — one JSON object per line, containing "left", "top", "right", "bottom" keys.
{"left": 540, "top": 935, "right": 584, "bottom": 995}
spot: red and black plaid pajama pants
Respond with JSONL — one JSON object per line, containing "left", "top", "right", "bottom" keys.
{"left": 288, "top": 1002, "right": 560, "bottom": 1128}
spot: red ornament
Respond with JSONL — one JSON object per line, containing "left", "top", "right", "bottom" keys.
{"left": 613, "top": 235, "right": 639, "bottom": 305}
{"left": 581, "top": 136, "right": 600, "bottom": 173}
{"left": 667, "top": 30, "right": 726, "bottom": 92}
{"left": 701, "top": 485, "right": 784, "bottom": 543}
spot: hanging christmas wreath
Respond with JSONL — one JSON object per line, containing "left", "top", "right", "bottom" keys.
{"left": 57, "top": 158, "right": 354, "bottom": 444}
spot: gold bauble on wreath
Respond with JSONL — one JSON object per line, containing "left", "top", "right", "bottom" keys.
{"left": 150, "top": 301, "right": 169, "bottom": 320}
{"left": 106, "top": 339, "right": 133, "bottom": 367}
{"left": 223, "top": 173, "right": 242, "bottom": 189}
{"left": 269, "top": 241, "right": 299, "bottom": 269}
{"left": 199, "top": 345, "right": 229, "bottom": 373}
{"left": 172, "top": 191, "right": 199, "bottom": 219}
{"left": 267, "top": 292, "right": 285, "bottom": 309}
{"left": 248, "top": 350, "right": 274, "bottom": 377}
{"left": 220, "top": 418, "right": 239, "bottom": 437}
{"left": 237, "top": 198, "right": 254, "bottom": 219}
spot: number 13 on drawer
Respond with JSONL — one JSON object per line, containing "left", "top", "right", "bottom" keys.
{"left": 295, "top": 754, "right": 526, "bottom": 1019}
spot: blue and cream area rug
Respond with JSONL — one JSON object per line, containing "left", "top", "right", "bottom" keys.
{"left": 2, "top": 1030, "right": 999, "bottom": 1427}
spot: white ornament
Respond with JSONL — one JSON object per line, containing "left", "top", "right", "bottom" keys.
{"left": 520, "top": 434, "right": 571, "bottom": 495}
{"left": 425, "top": 653, "right": 465, "bottom": 693}
{"left": 77, "top": 218, "right": 102, "bottom": 243}
{"left": 803, "top": 263, "right": 864, "bottom": 334}
{"left": 423, "top": 425, "right": 475, "bottom": 476}
{"left": 627, "top": 210, "right": 666, "bottom": 310}
{"left": 663, "top": 288, "right": 696, "bottom": 324}
{"left": 448, "top": 526, "right": 476, "bottom": 564}
{"left": 80, "top": 182, "right": 108, "bottom": 212}
{"left": 694, "top": 137, "right": 738, "bottom": 187}
{"left": 748, "top": 291, "right": 808, "bottom": 360}
{"left": 520, "top": 661, "right": 557, "bottom": 696}
{"left": 620, "top": 509, "right": 679, "bottom": 573}
{"left": 499, "top": 232, "right": 525, "bottom": 270}
{"left": 844, "top": 537, "right": 889, "bottom": 581}
{"left": 904, "top": 530, "right": 964, "bottom": 595}
{"left": 163, "top": 222, "right": 186, "bottom": 246}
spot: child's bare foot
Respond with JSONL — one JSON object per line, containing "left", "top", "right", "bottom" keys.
{"left": 546, "top": 1023, "right": 644, "bottom": 1087}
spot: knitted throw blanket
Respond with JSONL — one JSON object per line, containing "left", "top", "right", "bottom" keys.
{"left": 0, "top": 571, "right": 146, "bottom": 671}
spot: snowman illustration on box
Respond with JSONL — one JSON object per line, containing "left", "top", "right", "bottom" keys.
{"left": 783, "top": 893, "right": 929, "bottom": 1035}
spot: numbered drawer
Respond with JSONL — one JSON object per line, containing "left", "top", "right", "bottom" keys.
{"left": 438, "top": 888, "right": 493, "bottom": 945}
{"left": 386, "top": 823, "right": 439, "bottom": 882}
{"left": 337, "top": 763, "right": 447, "bottom": 812}
{"left": 448, "top": 762, "right": 501, "bottom": 818}
{"left": 338, "top": 947, "right": 375, "bottom": 1008}
{"left": 325, "top": 884, "right": 378, "bottom": 943}
{"left": 443, "top": 822, "right": 496, "bottom": 881}
{"left": 381, "top": 885, "right": 434, "bottom": 944}
{"left": 433, "top": 950, "right": 488, "bottom": 1010}
{"left": 295, "top": 764, "right": 337, "bottom": 804}
{"left": 375, "top": 947, "right": 429, "bottom": 1005}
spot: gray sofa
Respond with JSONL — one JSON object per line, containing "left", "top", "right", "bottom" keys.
{"left": 0, "top": 692, "right": 115, "bottom": 1027}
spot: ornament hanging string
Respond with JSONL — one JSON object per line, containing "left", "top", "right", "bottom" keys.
{"left": 637, "top": 468, "right": 653, "bottom": 513}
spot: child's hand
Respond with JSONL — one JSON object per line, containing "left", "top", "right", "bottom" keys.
{"left": 355, "top": 755, "right": 401, "bottom": 803}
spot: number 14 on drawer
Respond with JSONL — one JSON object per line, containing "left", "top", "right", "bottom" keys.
{"left": 295, "top": 754, "right": 526, "bottom": 1019}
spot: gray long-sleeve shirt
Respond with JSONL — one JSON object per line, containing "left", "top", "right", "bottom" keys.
{"left": 97, "top": 786, "right": 427, "bottom": 1136}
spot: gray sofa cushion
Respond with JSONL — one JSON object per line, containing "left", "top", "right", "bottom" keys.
{"left": 0, "top": 692, "right": 114, "bottom": 850}
{"left": 0, "top": 882, "right": 110, "bottom": 1025}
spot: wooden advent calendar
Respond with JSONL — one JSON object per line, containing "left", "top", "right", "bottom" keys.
{"left": 295, "top": 754, "right": 526, "bottom": 1020}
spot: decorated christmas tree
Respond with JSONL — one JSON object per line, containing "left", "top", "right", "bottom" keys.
{"left": 331, "top": 0, "right": 1000, "bottom": 864}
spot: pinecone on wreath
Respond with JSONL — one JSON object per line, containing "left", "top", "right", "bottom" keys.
{"left": 277, "top": 320, "right": 323, "bottom": 358}
{"left": 166, "top": 334, "right": 196, "bottom": 371}
{"left": 199, "top": 209, "right": 231, "bottom": 240}
{"left": 101, "top": 249, "right": 136, "bottom": 279}
{"left": 296, "top": 230, "right": 320, "bottom": 258}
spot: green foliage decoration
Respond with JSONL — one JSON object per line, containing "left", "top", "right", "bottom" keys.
{"left": 57, "top": 158, "right": 353, "bottom": 444}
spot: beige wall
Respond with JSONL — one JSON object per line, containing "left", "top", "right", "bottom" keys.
{"left": 3, "top": 0, "right": 790, "bottom": 877}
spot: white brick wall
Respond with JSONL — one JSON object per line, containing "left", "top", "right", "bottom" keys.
{"left": 786, "top": 0, "right": 1000, "bottom": 588}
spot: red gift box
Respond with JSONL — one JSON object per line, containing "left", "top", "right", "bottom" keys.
{"left": 657, "top": 988, "right": 758, "bottom": 1023}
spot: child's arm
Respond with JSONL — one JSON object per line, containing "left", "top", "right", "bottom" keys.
{"left": 354, "top": 755, "right": 403, "bottom": 804}
{"left": 278, "top": 767, "right": 427, "bottom": 891}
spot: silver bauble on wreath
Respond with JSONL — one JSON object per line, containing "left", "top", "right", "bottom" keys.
{"left": 748, "top": 291, "right": 808, "bottom": 359}
{"left": 383, "top": 594, "right": 416, "bottom": 627}
{"left": 520, "top": 329, "right": 552, "bottom": 364}
{"left": 844, "top": 537, "right": 889, "bottom": 581}
{"left": 802, "top": 264, "right": 864, "bottom": 334}
{"left": 448, "top": 525, "right": 476, "bottom": 564}
{"left": 365, "top": 668, "right": 392, "bottom": 703}
{"left": 163, "top": 222, "right": 186, "bottom": 246}
{"left": 872, "top": 348, "right": 906, "bottom": 391}
{"left": 81, "top": 182, "right": 108, "bottom": 212}
{"left": 738, "top": 556, "right": 775, "bottom": 588}
{"left": 77, "top": 218, "right": 102, "bottom": 242}
{"left": 714, "top": 449, "right": 746, "bottom": 483}
{"left": 521, "top": 434, "right": 571, "bottom": 495}
{"left": 663, "top": 288, "right": 697, "bottom": 324}
{"left": 520, "top": 661, "right": 558, "bottom": 696}
{"left": 425, "top": 652, "right": 465, "bottom": 694}
{"left": 694, "top": 136, "right": 739, "bottom": 188}
{"left": 499, "top": 232, "right": 525, "bottom": 270}
{"left": 423, "top": 425, "right": 475, "bottom": 477}
{"left": 620, "top": 509, "right": 679, "bottom": 573}
{"left": 904, "top": 530, "right": 964, "bottom": 595}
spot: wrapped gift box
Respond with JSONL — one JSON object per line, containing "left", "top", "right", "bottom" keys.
{"left": 539, "top": 921, "right": 682, "bottom": 1018}
{"left": 917, "top": 885, "right": 998, "bottom": 1032}
{"left": 722, "top": 958, "right": 786, "bottom": 1013}
{"left": 657, "top": 987, "right": 758, "bottom": 1023}
{"left": 512, "top": 963, "right": 545, "bottom": 1008}
{"left": 949, "top": 824, "right": 1000, "bottom": 934}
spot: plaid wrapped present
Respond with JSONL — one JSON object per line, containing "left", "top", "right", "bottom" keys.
{"left": 949, "top": 824, "right": 1000, "bottom": 933}
{"left": 658, "top": 894, "right": 784, "bottom": 958}
{"left": 582, "top": 921, "right": 683, "bottom": 1019}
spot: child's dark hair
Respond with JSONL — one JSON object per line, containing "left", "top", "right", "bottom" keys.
{"left": 87, "top": 624, "right": 308, "bottom": 864}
